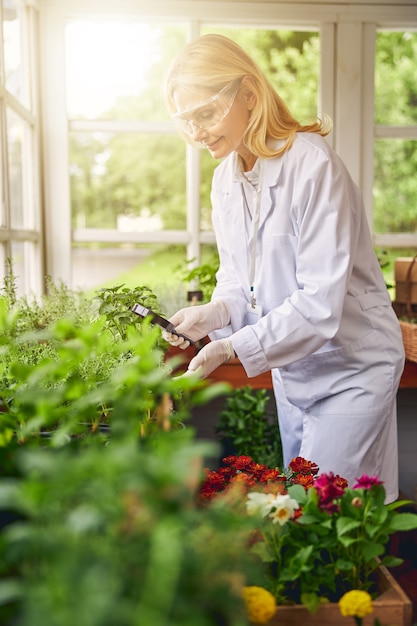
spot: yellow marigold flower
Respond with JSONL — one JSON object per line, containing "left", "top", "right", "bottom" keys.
{"left": 243, "top": 586, "right": 277, "bottom": 624}
{"left": 338, "top": 589, "right": 373, "bottom": 618}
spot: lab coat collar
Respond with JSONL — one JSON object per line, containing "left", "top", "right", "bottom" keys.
{"left": 215, "top": 139, "right": 286, "bottom": 193}
{"left": 212, "top": 143, "right": 286, "bottom": 246}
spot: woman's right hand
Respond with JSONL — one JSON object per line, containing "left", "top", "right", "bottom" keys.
{"left": 162, "top": 300, "right": 230, "bottom": 349}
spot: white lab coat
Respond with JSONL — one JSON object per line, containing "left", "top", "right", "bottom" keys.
{"left": 209, "top": 133, "right": 405, "bottom": 501}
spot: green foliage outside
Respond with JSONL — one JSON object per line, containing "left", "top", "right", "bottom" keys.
{"left": 374, "top": 32, "right": 417, "bottom": 234}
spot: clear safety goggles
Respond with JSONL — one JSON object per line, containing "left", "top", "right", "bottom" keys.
{"left": 172, "top": 83, "right": 239, "bottom": 136}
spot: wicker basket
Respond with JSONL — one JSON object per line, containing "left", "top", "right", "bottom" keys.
{"left": 394, "top": 254, "right": 417, "bottom": 363}
{"left": 399, "top": 319, "right": 417, "bottom": 363}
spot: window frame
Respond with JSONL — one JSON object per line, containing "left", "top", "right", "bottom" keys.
{"left": 0, "top": 0, "right": 43, "bottom": 295}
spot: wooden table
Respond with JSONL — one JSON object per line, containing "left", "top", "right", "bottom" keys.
{"left": 399, "top": 360, "right": 417, "bottom": 388}
{"left": 209, "top": 359, "right": 417, "bottom": 390}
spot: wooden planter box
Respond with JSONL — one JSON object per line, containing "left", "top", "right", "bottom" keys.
{"left": 266, "top": 565, "right": 412, "bottom": 626}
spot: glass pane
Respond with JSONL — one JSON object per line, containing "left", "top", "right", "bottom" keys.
{"left": 7, "top": 106, "right": 23, "bottom": 226}
{"left": 69, "top": 132, "right": 186, "bottom": 230}
{"left": 6, "top": 107, "right": 34, "bottom": 228}
{"left": 65, "top": 21, "right": 187, "bottom": 120}
{"left": 0, "top": 242, "right": 41, "bottom": 297}
{"left": 9, "top": 240, "right": 25, "bottom": 297}
{"left": 0, "top": 102, "right": 4, "bottom": 226}
{"left": 0, "top": 247, "right": 6, "bottom": 284}
{"left": 3, "top": 0, "right": 29, "bottom": 106}
{"left": 373, "top": 139, "right": 417, "bottom": 233}
{"left": 71, "top": 243, "right": 188, "bottom": 314}
{"left": 375, "top": 31, "right": 417, "bottom": 125}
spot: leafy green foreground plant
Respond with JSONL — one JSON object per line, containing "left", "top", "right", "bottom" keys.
{"left": 1, "top": 266, "right": 263, "bottom": 625}
{"left": 0, "top": 287, "right": 245, "bottom": 625}
{"left": 0, "top": 433, "right": 261, "bottom": 626}
{"left": 215, "top": 387, "right": 283, "bottom": 469}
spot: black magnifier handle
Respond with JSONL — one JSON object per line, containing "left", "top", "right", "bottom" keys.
{"left": 131, "top": 303, "right": 195, "bottom": 346}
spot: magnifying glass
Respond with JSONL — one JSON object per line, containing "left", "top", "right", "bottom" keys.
{"left": 131, "top": 303, "right": 195, "bottom": 346}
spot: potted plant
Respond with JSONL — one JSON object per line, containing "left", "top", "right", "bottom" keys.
{"left": 199, "top": 454, "right": 417, "bottom": 626}
{"left": 215, "top": 386, "right": 283, "bottom": 469}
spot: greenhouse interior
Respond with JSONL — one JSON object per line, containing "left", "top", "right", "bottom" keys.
{"left": 1, "top": 0, "right": 417, "bottom": 625}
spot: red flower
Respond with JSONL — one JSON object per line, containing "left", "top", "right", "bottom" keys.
{"left": 230, "top": 473, "right": 257, "bottom": 487}
{"left": 223, "top": 455, "right": 253, "bottom": 470}
{"left": 314, "top": 472, "right": 346, "bottom": 513}
{"left": 258, "top": 468, "right": 283, "bottom": 483}
{"left": 203, "top": 470, "right": 225, "bottom": 489}
{"left": 292, "top": 473, "right": 315, "bottom": 489}
{"left": 198, "top": 455, "right": 330, "bottom": 506}
{"left": 293, "top": 507, "right": 304, "bottom": 520}
{"left": 289, "top": 457, "right": 319, "bottom": 476}
{"left": 335, "top": 474, "right": 349, "bottom": 490}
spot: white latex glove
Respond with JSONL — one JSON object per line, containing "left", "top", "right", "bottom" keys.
{"left": 182, "top": 338, "right": 235, "bottom": 380}
{"left": 162, "top": 300, "right": 230, "bottom": 350}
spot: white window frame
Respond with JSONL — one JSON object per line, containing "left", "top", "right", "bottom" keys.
{"left": 0, "top": 0, "right": 43, "bottom": 295}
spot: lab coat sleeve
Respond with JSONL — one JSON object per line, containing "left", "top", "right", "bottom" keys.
{"left": 228, "top": 147, "right": 364, "bottom": 376}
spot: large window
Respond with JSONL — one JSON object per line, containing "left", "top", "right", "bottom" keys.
{"left": 0, "top": 0, "right": 42, "bottom": 296}
{"left": 65, "top": 20, "right": 320, "bottom": 296}
{"left": 0, "top": 1, "right": 414, "bottom": 298}
{"left": 373, "top": 30, "right": 417, "bottom": 248}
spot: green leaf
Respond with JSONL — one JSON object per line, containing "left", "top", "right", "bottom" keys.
{"left": 0, "top": 428, "right": 14, "bottom": 446}
{"left": 336, "top": 516, "right": 361, "bottom": 536}
{"left": 359, "top": 540, "right": 385, "bottom": 561}
{"left": 287, "top": 483, "right": 307, "bottom": 504}
{"left": 0, "top": 580, "right": 22, "bottom": 605}
{"left": 335, "top": 557, "right": 355, "bottom": 571}
{"left": 380, "top": 555, "right": 404, "bottom": 568}
{"left": 300, "top": 592, "right": 321, "bottom": 614}
{"left": 338, "top": 535, "right": 360, "bottom": 548}
{"left": 250, "top": 541, "right": 275, "bottom": 563}
{"left": 388, "top": 512, "right": 417, "bottom": 532}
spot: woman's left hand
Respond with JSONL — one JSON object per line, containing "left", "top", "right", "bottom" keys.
{"left": 183, "top": 338, "right": 235, "bottom": 379}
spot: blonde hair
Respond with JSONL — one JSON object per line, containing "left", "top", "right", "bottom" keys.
{"left": 165, "top": 34, "right": 331, "bottom": 158}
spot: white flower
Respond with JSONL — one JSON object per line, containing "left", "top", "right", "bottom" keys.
{"left": 268, "top": 494, "right": 299, "bottom": 526}
{"left": 246, "top": 491, "right": 278, "bottom": 517}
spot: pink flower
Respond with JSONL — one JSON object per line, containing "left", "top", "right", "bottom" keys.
{"left": 314, "top": 472, "right": 346, "bottom": 513}
{"left": 352, "top": 475, "right": 383, "bottom": 490}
